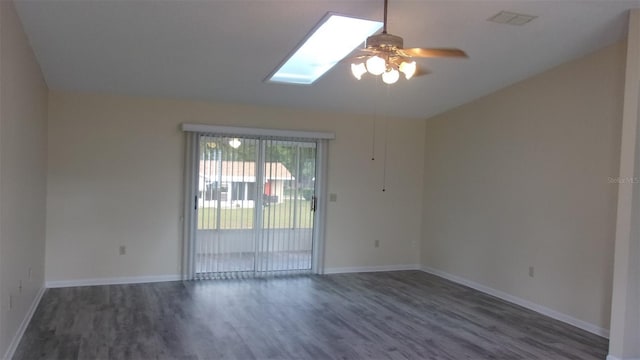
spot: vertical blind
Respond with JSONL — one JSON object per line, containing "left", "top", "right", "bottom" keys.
{"left": 191, "top": 133, "right": 317, "bottom": 279}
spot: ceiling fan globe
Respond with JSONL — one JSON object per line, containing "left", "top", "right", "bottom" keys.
{"left": 382, "top": 68, "right": 400, "bottom": 84}
{"left": 351, "top": 63, "right": 367, "bottom": 80}
{"left": 366, "top": 56, "right": 386, "bottom": 76}
{"left": 399, "top": 61, "right": 417, "bottom": 80}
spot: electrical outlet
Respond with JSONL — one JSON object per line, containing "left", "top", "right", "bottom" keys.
{"left": 374, "top": 240, "right": 380, "bottom": 248}
{"left": 119, "top": 245, "right": 126, "bottom": 255}
{"left": 529, "top": 266, "right": 534, "bottom": 278}
{"left": 329, "top": 193, "right": 337, "bottom": 202}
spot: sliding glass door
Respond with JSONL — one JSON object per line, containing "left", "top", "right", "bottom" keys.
{"left": 193, "top": 135, "right": 317, "bottom": 279}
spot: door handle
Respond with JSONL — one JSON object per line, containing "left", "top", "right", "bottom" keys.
{"left": 311, "top": 196, "right": 317, "bottom": 212}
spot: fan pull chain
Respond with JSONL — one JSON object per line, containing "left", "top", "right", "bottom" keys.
{"left": 371, "top": 118, "right": 376, "bottom": 161}
{"left": 371, "top": 76, "right": 382, "bottom": 161}
{"left": 382, "top": 118, "right": 388, "bottom": 192}
{"left": 381, "top": 83, "right": 392, "bottom": 192}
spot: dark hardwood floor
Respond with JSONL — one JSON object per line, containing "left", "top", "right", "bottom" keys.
{"left": 14, "top": 271, "right": 608, "bottom": 360}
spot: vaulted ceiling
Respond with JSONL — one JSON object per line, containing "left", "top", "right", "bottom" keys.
{"left": 14, "top": 0, "right": 639, "bottom": 119}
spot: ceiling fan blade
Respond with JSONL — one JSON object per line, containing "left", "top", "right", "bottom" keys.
{"left": 341, "top": 47, "right": 387, "bottom": 63}
{"left": 389, "top": 55, "right": 411, "bottom": 66}
{"left": 340, "top": 55, "right": 369, "bottom": 64}
{"left": 358, "top": 48, "right": 384, "bottom": 54}
{"left": 399, "top": 48, "right": 468, "bottom": 58}
{"left": 413, "top": 65, "right": 431, "bottom": 77}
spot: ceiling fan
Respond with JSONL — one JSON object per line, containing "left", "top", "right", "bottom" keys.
{"left": 350, "top": 0, "right": 468, "bottom": 84}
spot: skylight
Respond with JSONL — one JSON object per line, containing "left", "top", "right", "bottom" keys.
{"left": 267, "top": 13, "right": 383, "bottom": 85}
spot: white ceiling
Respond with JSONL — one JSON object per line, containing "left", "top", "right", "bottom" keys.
{"left": 14, "top": 0, "right": 640, "bottom": 119}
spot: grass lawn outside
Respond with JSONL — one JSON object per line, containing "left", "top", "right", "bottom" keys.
{"left": 197, "top": 200, "right": 313, "bottom": 230}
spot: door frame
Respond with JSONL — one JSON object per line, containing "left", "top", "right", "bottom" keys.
{"left": 181, "top": 124, "right": 334, "bottom": 280}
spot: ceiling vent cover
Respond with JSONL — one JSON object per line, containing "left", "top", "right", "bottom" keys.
{"left": 488, "top": 11, "right": 537, "bottom": 26}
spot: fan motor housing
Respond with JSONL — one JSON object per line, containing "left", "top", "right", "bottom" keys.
{"left": 366, "top": 33, "right": 404, "bottom": 50}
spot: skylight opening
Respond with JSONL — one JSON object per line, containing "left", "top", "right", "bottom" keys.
{"left": 267, "top": 13, "right": 383, "bottom": 85}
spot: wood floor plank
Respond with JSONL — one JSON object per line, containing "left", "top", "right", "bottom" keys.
{"left": 13, "top": 271, "right": 608, "bottom": 359}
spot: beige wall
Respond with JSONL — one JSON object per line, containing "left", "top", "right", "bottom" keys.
{"left": 609, "top": 10, "right": 640, "bottom": 359}
{"left": 0, "top": 0, "right": 48, "bottom": 357}
{"left": 46, "top": 92, "right": 425, "bottom": 282}
{"left": 421, "top": 42, "right": 625, "bottom": 331}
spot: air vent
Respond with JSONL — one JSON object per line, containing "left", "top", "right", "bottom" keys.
{"left": 488, "top": 11, "right": 537, "bottom": 26}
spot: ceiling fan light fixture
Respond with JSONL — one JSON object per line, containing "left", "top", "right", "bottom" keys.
{"left": 382, "top": 68, "right": 400, "bottom": 84}
{"left": 366, "top": 55, "right": 386, "bottom": 75}
{"left": 351, "top": 63, "right": 367, "bottom": 80}
{"left": 399, "top": 61, "right": 417, "bottom": 80}
{"left": 347, "top": 0, "right": 467, "bottom": 85}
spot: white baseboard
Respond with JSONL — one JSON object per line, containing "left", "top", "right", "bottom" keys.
{"left": 607, "top": 356, "right": 640, "bottom": 360}
{"left": 420, "top": 266, "right": 610, "bottom": 339}
{"left": 46, "top": 274, "right": 182, "bottom": 288}
{"left": 323, "top": 264, "right": 421, "bottom": 275}
{"left": 3, "top": 286, "right": 46, "bottom": 360}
